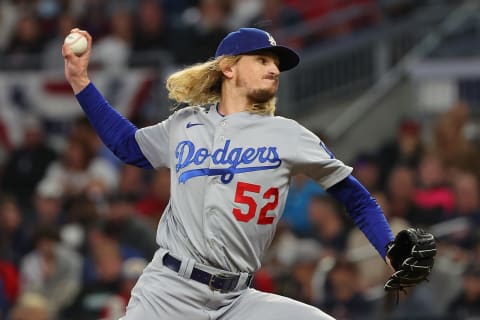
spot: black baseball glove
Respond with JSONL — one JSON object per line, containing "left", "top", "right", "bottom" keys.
{"left": 384, "top": 228, "right": 436, "bottom": 292}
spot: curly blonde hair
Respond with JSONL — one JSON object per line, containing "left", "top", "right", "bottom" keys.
{"left": 166, "top": 56, "right": 276, "bottom": 115}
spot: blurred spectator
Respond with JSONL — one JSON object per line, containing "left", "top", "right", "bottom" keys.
{"left": 385, "top": 165, "right": 431, "bottom": 223}
{"left": 117, "top": 164, "right": 148, "bottom": 199}
{"left": 0, "top": 196, "right": 31, "bottom": 266}
{"left": 172, "top": 0, "right": 230, "bottom": 65}
{"left": 451, "top": 171, "right": 480, "bottom": 223}
{"left": 132, "top": 0, "right": 171, "bottom": 54}
{"left": 281, "top": 174, "right": 325, "bottom": 237}
{"left": 78, "top": 0, "right": 109, "bottom": 39}
{"left": 248, "top": 0, "right": 303, "bottom": 49}
{"left": 351, "top": 153, "right": 380, "bottom": 193}
{"left": 9, "top": 292, "right": 51, "bottom": 320}
{"left": 100, "top": 257, "right": 148, "bottom": 320}
{"left": 19, "top": 226, "right": 82, "bottom": 317}
{"left": 6, "top": 13, "right": 45, "bottom": 69}
{"left": 29, "top": 177, "right": 88, "bottom": 253}
{"left": 306, "top": 195, "right": 350, "bottom": 253}
{"left": 0, "top": 257, "right": 19, "bottom": 318}
{"left": 376, "top": 118, "right": 424, "bottom": 189}
{"left": 71, "top": 116, "right": 122, "bottom": 170}
{"left": 104, "top": 193, "right": 157, "bottom": 260}
{"left": 227, "top": 0, "right": 263, "bottom": 30}
{"left": 64, "top": 239, "right": 124, "bottom": 320}
{"left": 65, "top": 195, "right": 100, "bottom": 234}
{"left": 273, "top": 238, "right": 322, "bottom": 304}
{"left": 30, "top": 179, "right": 65, "bottom": 227}
{"left": 448, "top": 261, "right": 480, "bottom": 319}
{"left": 262, "top": 223, "right": 302, "bottom": 271}
{"left": 135, "top": 168, "right": 170, "bottom": 227}
{"left": 41, "top": 135, "right": 118, "bottom": 198}
{"left": 320, "top": 258, "right": 374, "bottom": 320}
{"left": 431, "top": 101, "right": 480, "bottom": 179}
{"left": 439, "top": 171, "right": 480, "bottom": 250}
{"left": 289, "top": 240, "right": 323, "bottom": 304}
{"left": 35, "top": 0, "right": 64, "bottom": 27}
{"left": 162, "top": 0, "right": 195, "bottom": 17}
{"left": 91, "top": 8, "right": 133, "bottom": 69}
{"left": 1, "top": 116, "right": 56, "bottom": 210}
{"left": 82, "top": 222, "right": 144, "bottom": 286}
{"left": 411, "top": 152, "right": 455, "bottom": 226}
{"left": 42, "top": 12, "right": 78, "bottom": 70}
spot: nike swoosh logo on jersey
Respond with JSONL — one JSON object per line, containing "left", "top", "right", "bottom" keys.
{"left": 186, "top": 122, "right": 204, "bottom": 128}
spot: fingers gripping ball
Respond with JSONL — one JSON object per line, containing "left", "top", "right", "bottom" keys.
{"left": 64, "top": 33, "right": 88, "bottom": 56}
{"left": 385, "top": 228, "right": 437, "bottom": 292}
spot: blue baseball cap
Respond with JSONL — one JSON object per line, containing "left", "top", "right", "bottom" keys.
{"left": 215, "top": 28, "right": 300, "bottom": 72}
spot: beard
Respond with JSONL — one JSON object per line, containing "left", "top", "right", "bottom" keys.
{"left": 247, "top": 88, "right": 276, "bottom": 104}
{"left": 235, "top": 75, "right": 278, "bottom": 104}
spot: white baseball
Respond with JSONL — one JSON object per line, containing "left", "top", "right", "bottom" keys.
{"left": 64, "top": 33, "right": 88, "bottom": 56}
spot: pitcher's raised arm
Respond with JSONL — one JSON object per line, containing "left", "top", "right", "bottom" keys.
{"left": 63, "top": 28, "right": 153, "bottom": 169}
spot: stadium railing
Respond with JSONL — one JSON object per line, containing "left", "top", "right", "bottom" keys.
{"left": 276, "top": 2, "right": 454, "bottom": 117}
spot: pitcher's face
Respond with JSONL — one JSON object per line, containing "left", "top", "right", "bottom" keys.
{"left": 232, "top": 53, "right": 280, "bottom": 103}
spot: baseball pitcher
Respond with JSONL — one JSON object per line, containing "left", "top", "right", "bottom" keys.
{"left": 62, "top": 27, "right": 435, "bottom": 319}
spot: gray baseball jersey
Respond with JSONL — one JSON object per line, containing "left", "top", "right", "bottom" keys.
{"left": 135, "top": 104, "right": 352, "bottom": 273}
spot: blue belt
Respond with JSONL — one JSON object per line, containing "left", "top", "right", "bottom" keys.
{"left": 162, "top": 253, "right": 254, "bottom": 293}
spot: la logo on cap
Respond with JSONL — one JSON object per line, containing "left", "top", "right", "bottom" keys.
{"left": 266, "top": 32, "right": 276, "bottom": 46}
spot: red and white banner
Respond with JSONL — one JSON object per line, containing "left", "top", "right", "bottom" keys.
{"left": 0, "top": 69, "right": 155, "bottom": 146}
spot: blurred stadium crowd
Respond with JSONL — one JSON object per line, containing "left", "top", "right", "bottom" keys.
{"left": 0, "top": 0, "right": 479, "bottom": 320}
{"left": 0, "top": 0, "right": 426, "bottom": 69}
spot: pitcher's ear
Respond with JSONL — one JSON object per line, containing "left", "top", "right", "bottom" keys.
{"left": 219, "top": 58, "right": 235, "bottom": 79}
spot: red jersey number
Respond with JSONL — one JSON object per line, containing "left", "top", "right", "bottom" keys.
{"left": 232, "top": 181, "right": 279, "bottom": 225}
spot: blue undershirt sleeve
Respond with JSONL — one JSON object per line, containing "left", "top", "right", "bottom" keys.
{"left": 327, "top": 175, "right": 394, "bottom": 258}
{"left": 75, "top": 82, "right": 153, "bottom": 169}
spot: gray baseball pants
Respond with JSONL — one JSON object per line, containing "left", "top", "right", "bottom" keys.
{"left": 120, "top": 248, "right": 334, "bottom": 320}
